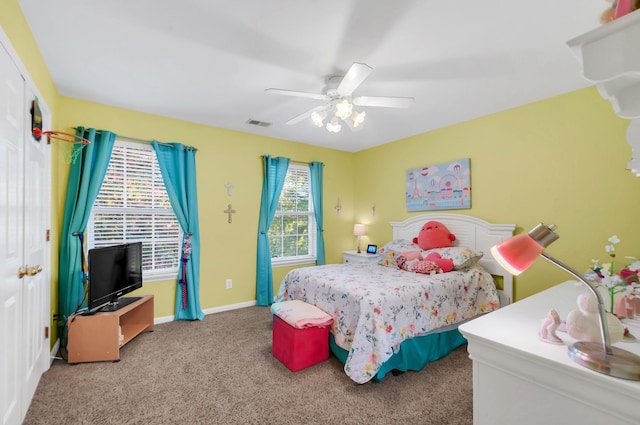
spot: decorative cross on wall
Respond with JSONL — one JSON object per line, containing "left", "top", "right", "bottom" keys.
{"left": 224, "top": 181, "right": 234, "bottom": 196}
{"left": 335, "top": 197, "right": 342, "bottom": 215}
{"left": 224, "top": 204, "right": 236, "bottom": 223}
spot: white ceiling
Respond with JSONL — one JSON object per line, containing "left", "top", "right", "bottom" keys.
{"left": 18, "top": 0, "right": 605, "bottom": 152}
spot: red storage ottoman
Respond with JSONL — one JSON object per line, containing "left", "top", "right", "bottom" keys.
{"left": 272, "top": 315, "right": 330, "bottom": 372}
{"left": 271, "top": 300, "right": 333, "bottom": 372}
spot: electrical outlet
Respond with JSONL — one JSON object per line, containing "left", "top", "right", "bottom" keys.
{"left": 225, "top": 278, "right": 232, "bottom": 289}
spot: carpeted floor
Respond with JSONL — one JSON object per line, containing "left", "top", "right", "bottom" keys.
{"left": 24, "top": 306, "right": 473, "bottom": 425}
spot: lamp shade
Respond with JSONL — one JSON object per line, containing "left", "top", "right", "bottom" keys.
{"left": 353, "top": 224, "right": 366, "bottom": 237}
{"left": 491, "top": 223, "right": 559, "bottom": 275}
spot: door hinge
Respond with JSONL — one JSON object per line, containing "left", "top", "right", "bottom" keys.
{"left": 46, "top": 229, "right": 50, "bottom": 241}
{"left": 44, "top": 326, "right": 49, "bottom": 339}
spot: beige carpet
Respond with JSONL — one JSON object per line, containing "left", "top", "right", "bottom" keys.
{"left": 24, "top": 306, "right": 473, "bottom": 425}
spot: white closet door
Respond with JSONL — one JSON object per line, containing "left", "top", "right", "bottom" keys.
{"left": 0, "top": 35, "right": 51, "bottom": 424}
{"left": 0, "top": 42, "right": 25, "bottom": 425}
{"left": 21, "top": 84, "right": 50, "bottom": 417}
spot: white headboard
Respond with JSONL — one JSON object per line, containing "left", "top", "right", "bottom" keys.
{"left": 390, "top": 213, "right": 516, "bottom": 306}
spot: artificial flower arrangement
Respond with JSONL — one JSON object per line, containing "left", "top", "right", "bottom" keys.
{"left": 585, "top": 235, "right": 640, "bottom": 316}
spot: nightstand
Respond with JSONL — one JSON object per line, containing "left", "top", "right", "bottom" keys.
{"left": 342, "top": 251, "right": 380, "bottom": 264}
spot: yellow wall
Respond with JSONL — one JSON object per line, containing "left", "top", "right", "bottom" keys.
{"left": 5, "top": 0, "right": 640, "bottom": 347}
{"left": 54, "top": 97, "right": 356, "bottom": 317}
{"left": 354, "top": 88, "right": 640, "bottom": 299}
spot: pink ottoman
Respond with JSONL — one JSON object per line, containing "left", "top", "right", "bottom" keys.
{"left": 271, "top": 300, "right": 333, "bottom": 372}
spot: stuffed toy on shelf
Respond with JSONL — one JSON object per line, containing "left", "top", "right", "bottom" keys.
{"left": 601, "top": 0, "right": 640, "bottom": 24}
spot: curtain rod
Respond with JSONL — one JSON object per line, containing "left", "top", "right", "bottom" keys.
{"left": 120, "top": 135, "right": 198, "bottom": 151}
{"left": 117, "top": 135, "right": 180, "bottom": 149}
{"left": 260, "top": 155, "right": 323, "bottom": 166}
{"left": 73, "top": 128, "right": 197, "bottom": 151}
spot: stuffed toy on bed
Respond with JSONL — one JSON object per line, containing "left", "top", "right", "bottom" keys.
{"left": 397, "top": 251, "right": 454, "bottom": 274}
{"left": 413, "top": 220, "right": 456, "bottom": 249}
{"left": 397, "top": 221, "right": 456, "bottom": 274}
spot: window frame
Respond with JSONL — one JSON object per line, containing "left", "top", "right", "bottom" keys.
{"left": 86, "top": 140, "right": 182, "bottom": 282}
{"left": 269, "top": 164, "right": 316, "bottom": 267}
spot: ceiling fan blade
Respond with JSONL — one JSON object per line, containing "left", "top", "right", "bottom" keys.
{"left": 285, "top": 105, "right": 328, "bottom": 125}
{"left": 343, "top": 118, "right": 364, "bottom": 132}
{"left": 353, "top": 96, "right": 415, "bottom": 108}
{"left": 265, "top": 88, "right": 328, "bottom": 101}
{"left": 337, "top": 62, "right": 373, "bottom": 97}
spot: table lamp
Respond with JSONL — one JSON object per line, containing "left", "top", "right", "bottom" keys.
{"left": 491, "top": 223, "right": 640, "bottom": 380}
{"left": 353, "top": 224, "right": 366, "bottom": 253}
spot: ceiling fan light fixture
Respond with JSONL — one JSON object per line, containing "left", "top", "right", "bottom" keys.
{"left": 334, "top": 99, "right": 353, "bottom": 120}
{"left": 311, "top": 110, "right": 326, "bottom": 127}
{"left": 326, "top": 117, "right": 342, "bottom": 133}
{"left": 351, "top": 110, "right": 366, "bottom": 127}
{"left": 266, "top": 62, "right": 414, "bottom": 135}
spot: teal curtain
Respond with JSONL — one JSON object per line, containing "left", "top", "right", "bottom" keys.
{"left": 58, "top": 128, "right": 116, "bottom": 327}
{"left": 256, "top": 155, "right": 290, "bottom": 306}
{"left": 309, "top": 162, "right": 325, "bottom": 265}
{"left": 152, "top": 141, "right": 204, "bottom": 320}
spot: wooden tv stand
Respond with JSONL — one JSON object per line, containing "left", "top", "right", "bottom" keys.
{"left": 67, "top": 295, "right": 154, "bottom": 363}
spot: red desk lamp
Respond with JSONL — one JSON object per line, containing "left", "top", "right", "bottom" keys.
{"left": 491, "top": 223, "right": 640, "bottom": 380}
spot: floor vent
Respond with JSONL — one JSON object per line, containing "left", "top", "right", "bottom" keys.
{"left": 246, "top": 119, "right": 271, "bottom": 127}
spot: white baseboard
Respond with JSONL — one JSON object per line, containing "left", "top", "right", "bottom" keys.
{"left": 49, "top": 338, "right": 61, "bottom": 365}
{"left": 154, "top": 300, "right": 258, "bottom": 324}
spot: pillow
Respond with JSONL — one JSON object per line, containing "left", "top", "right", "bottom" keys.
{"left": 421, "top": 247, "right": 483, "bottom": 270}
{"left": 377, "top": 239, "right": 420, "bottom": 268}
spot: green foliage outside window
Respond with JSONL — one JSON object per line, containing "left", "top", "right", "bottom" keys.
{"left": 269, "top": 165, "right": 314, "bottom": 260}
{"left": 88, "top": 141, "right": 181, "bottom": 277}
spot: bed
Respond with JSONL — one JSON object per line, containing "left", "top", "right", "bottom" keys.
{"left": 274, "top": 213, "right": 515, "bottom": 384}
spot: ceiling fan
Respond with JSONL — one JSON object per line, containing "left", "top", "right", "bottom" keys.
{"left": 265, "top": 62, "right": 414, "bottom": 133}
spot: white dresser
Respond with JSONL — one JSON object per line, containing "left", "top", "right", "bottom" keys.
{"left": 459, "top": 281, "right": 640, "bottom": 425}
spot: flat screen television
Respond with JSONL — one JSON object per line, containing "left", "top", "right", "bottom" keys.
{"left": 88, "top": 242, "right": 143, "bottom": 312}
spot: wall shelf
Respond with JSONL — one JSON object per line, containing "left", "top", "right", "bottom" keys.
{"left": 567, "top": 10, "right": 640, "bottom": 119}
{"left": 567, "top": 10, "right": 640, "bottom": 175}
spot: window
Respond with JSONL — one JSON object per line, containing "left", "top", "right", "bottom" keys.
{"left": 269, "top": 164, "right": 316, "bottom": 266}
{"left": 87, "top": 140, "right": 182, "bottom": 281}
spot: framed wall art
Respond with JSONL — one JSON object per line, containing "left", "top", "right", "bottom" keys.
{"left": 406, "top": 158, "right": 471, "bottom": 211}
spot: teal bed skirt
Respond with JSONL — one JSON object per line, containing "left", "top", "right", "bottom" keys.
{"left": 329, "top": 328, "right": 467, "bottom": 381}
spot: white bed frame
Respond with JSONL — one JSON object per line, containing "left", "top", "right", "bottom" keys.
{"left": 390, "top": 213, "right": 516, "bottom": 306}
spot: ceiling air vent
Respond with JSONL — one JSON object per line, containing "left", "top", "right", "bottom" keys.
{"left": 246, "top": 119, "right": 271, "bottom": 128}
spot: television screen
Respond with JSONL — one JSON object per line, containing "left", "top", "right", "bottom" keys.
{"left": 88, "top": 242, "right": 143, "bottom": 311}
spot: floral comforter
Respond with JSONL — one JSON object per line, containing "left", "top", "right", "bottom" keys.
{"left": 274, "top": 263, "right": 499, "bottom": 384}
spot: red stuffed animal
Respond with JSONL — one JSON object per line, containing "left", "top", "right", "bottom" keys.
{"left": 398, "top": 221, "right": 456, "bottom": 274}
{"left": 413, "top": 221, "right": 456, "bottom": 250}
